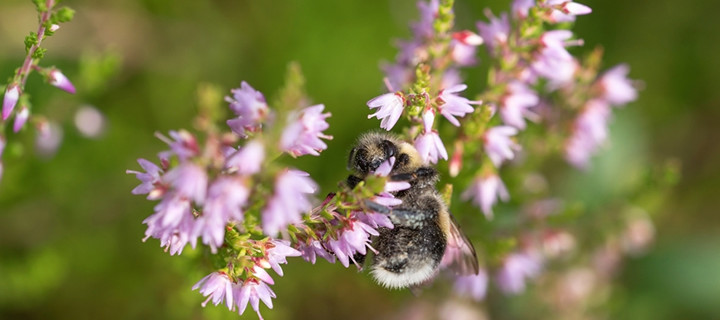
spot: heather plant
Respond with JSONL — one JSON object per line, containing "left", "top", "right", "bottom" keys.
{"left": 0, "top": 0, "right": 75, "bottom": 180}
{"left": 125, "top": 0, "right": 677, "bottom": 319}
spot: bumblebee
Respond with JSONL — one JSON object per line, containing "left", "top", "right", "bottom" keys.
{"left": 347, "top": 132, "right": 479, "bottom": 289}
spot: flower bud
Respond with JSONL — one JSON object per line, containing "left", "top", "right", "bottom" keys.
{"left": 13, "top": 106, "right": 29, "bottom": 133}
{"left": 48, "top": 69, "right": 76, "bottom": 94}
{"left": 2, "top": 84, "right": 20, "bottom": 120}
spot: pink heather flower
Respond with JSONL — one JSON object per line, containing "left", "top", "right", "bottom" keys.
{"left": 326, "top": 217, "right": 379, "bottom": 268}
{"left": 2, "top": 84, "right": 19, "bottom": 121}
{"left": 512, "top": 0, "right": 535, "bottom": 18}
{"left": 462, "top": 173, "right": 509, "bottom": 219}
{"left": 49, "top": 24, "right": 60, "bottom": 32}
{"left": 373, "top": 156, "right": 411, "bottom": 199}
{"left": 265, "top": 239, "right": 302, "bottom": 276}
{"left": 251, "top": 265, "right": 275, "bottom": 285}
{"left": 234, "top": 279, "right": 276, "bottom": 320}
{"left": 414, "top": 109, "right": 448, "bottom": 164}
{"left": 48, "top": 69, "right": 76, "bottom": 94}
{"left": 496, "top": 251, "right": 542, "bottom": 294}
{"left": 545, "top": 0, "right": 592, "bottom": 23}
{"left": 127, "top": 158, "right": 164, "bottom": 199}
{"left": 477, "top": 12, "right": 510, "bottom": 54}
{"left": 484, "top": 126, "right": 520, "bottom": 167}
{"left": 262, "top": 169, "right": 317, "bottom": 236}
{"left": 356, "top": 211, "right": 394, "bottom": 229}
{"left": 367, "top": 92, "right": 405, "bottom": 130}
{"left": 415, "top": 131, "right": 448, "bottom": 164}
{"left": 280, "top": 104, "right": 333, "bottom": 157}
{"left": 197, "top": 177, "right": 250, "bottom": 251}
{"left": 163, "top": 162, "right": 208, "bottom": 205}
{"left": 226, "top": 81, "right": 270, "bottom": 137}
{"left": 192, "top": 272, "right": 234, "bottom": 310}
{"left": 225, "top": 140, "right": 265, "bottom": 175}
{"left": 599, "top": 64, "right": 637, "bottom": 106}
{"left": 298, "top": 239, "right": 336, "bottom": 264}
{"left": 412, "top": 0, "right": 440, "bottom": 39}
{"left": 454, "top": 269, "right": 489, "bottom": 301}
{"left": 13, "top": 106, "right": 29, "bottom": 133}
{"left": 500, "top": 81, "right": 539, "bottom": 129}
{"left": 157, "top": 130, "right": 200, "bottom": 162}
{"left": 143, "top": 194, "right": 197, "bottom": 255}
{"left": 565, "top": 99, "right": 611, "bottom": 168}
{"left": 438, "top": 84, "right": 480, "bottom": 126}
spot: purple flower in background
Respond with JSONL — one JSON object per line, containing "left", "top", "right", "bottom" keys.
{"left": 163, "top": 162, "right": 208, "bottom": 205}
{"left": 477, "top": 12, "right": 510, "bottom": 54}
{"left": 438, "top": 84, "right": 479, "bottom": 126}
{"left": 326, "top": 217, "right": 379, "bottom": 268}
{"left": 298, "top": 239, "right": 336, "bottom": 264}
{"left": 193, "top": 272, "right": 234, "bottom": 310}
{"left": 450, "top": 31, "right": 484, "bottom": 66}
{"left": 225, "top": 140, "right": 265, "bottom": 175}
{"left": 127, "top": 158, "right": 164, "bottom": 199}
{"left": 512, "top": 0, "right": 535, "bottom": 18}
{"left": 280, "top": 104, "right": 332, "bottom": 157}
{"left": 367, "top": 92, "right": 405, "bottom": 130}
{"left": 2, "top": 84, "right": 19, "bottom": 121}
{"left": 500, "top": 81, "right": 539, "bottom": 129}
{"left": 484, "top": 126, "right": 520, "bottom": 167}
{"left": 565, "top": 99, "right": 612, "bottom": 168}
{"left": 382, "top": 62, "right": 413, "bottom": 92}
{"left": 412, "top": 0, "right": 440, "bottom": 39}
{"left": 265, "top": 239, "right": 302, "bottom": 276}
{"left": 532, "top": 36, "right": 578, "bottom": 88}
{"left": 234, "top": 279, "right": 276, "bottom": 320}
{"left": 262, "top": 169, "right": 317, "bottom": 236}
{"left": 454, "top": 269, "right": 489, "bottom": 301}
{"left": 496, "top": 251, "right": 542, "bottom": 294}
{"left": 48, "top": 69, "right": 76, "bottom": 94}
{"left": 226, "top": 81, "right": 270, "bottom": 137}
{"left": 197, "top": 177, "right": 250, "bottom": 251}
{"left": 462, "top": 173, "right": 509, "bottom": 219}
{"left": 599, "top": 64, "right": 637, "bottom": 106}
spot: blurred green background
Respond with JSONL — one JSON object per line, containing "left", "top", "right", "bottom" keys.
{"left": 1, "top": 0, "right": 719, "bottom": 319}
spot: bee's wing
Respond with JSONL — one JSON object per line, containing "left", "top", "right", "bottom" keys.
{"left": 441, "top": 212, "right": 479, "bottom": 275}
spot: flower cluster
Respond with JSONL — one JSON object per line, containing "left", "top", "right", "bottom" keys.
{"left": 129, "top": 77, "right": 333, "bottom": 318}
{"left": 1, "top": 0, "right": 75, "bottom": 181}
{"left": 362, "top": 0, "right": 641, "bottom": 302}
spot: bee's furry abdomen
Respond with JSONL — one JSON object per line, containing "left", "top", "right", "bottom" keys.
{"left": 370, "top": 224, "right": 447, "bottom": 289}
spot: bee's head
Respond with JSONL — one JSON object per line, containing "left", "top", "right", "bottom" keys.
{"left": 348, "top": 132, "right": 423, "bottom": 176}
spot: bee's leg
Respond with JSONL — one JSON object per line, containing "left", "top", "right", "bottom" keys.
{"left": 389, "top": 167, "right": 436, "bottom": 182}
{"left": 363, "top": 199, "right": 437, "bottom": 228}
{"left": 346, "top": 174, "right": 363, "bottom": 189}
{"left": 352, "top": 252, "right": 367, "bottom": 269}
